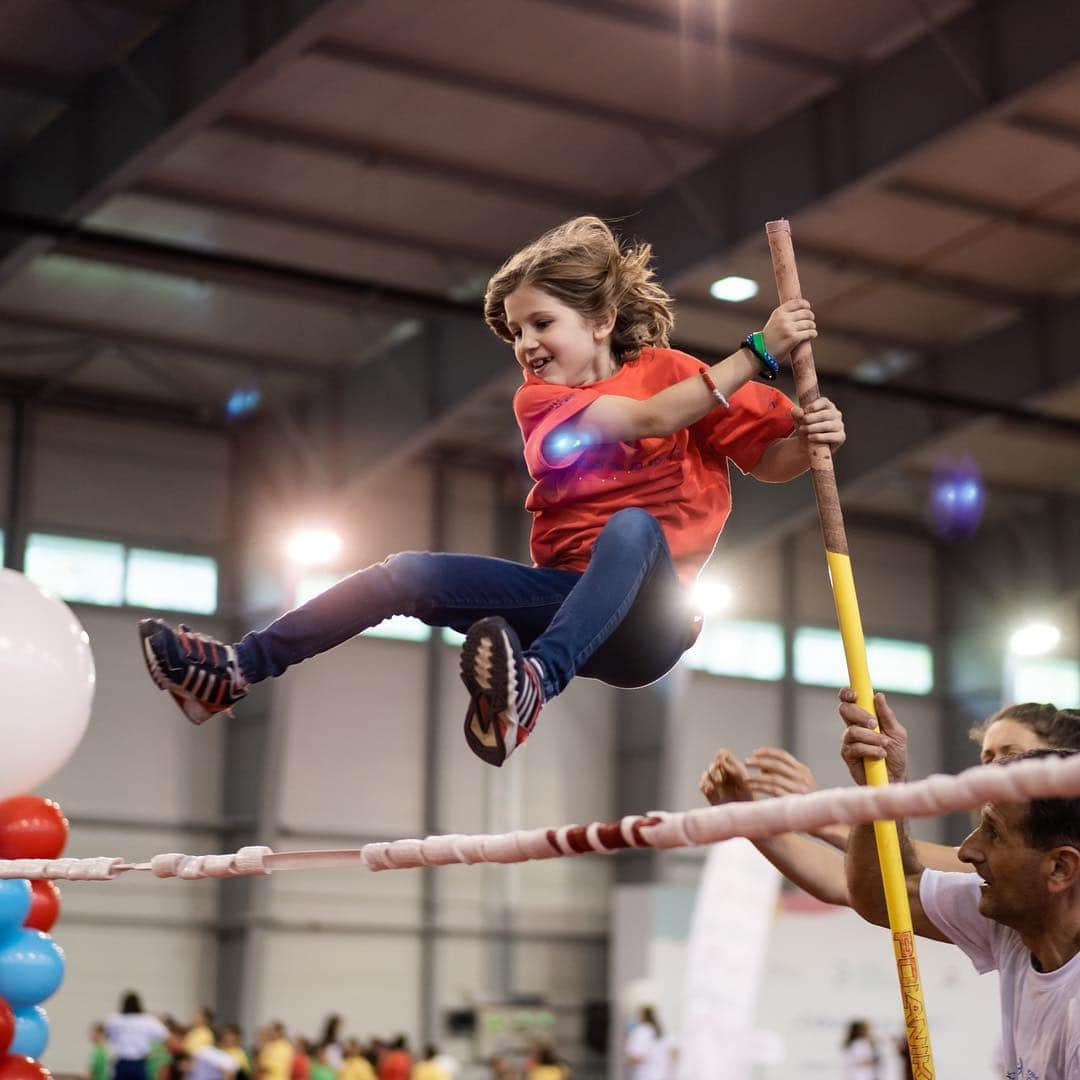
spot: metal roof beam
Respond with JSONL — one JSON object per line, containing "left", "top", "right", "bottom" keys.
{"left": 0, "top": 0, "right": 356, "bottom": 282}
{"left": 0, "top": 209, "right": 476, "bottom": 319}
{"left": 1, "top": 209, "right": 929, "bottom": 359}
{"left": 0, "top": 373, "right": 223, "bottom": 428}
{"left": 134, "top": 178, "right": 505, "bottom": 267}
{"left": 216, "top": 114, "right": 600, "bottom": 211}
{"left": 631, "top": 0, "right": 1080, "bottom": 282}
{"left": 791, "top": 237, "right": 1032, "bottom": 309}
{"left": 1007, "top": 112, "right": 1080, "bottom": 148}
{"left": 312, "top": 39, "right": 720, "bottom": 146}
{"left": 0, "top": 62, "right": 80, "bottom": 101}
{"left": 0, "top": 307, "right": 327, "bottom": 380}
{"left": 886, "top": 178, "right": 1080, "bottom": 241}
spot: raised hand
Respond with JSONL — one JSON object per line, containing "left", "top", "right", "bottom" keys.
{"left": 747, "top": 746, "right": 849, "bottom": 849}
{"left": 762, "top": 298, "right": 817, "bottom": 360}
{"left": 745, "top": 747, "right": 819, "bottom": 798}
{"left": 839, "top": 688, "right": 909, "bottom": 785}
{"left": 699, "top": 748, "right": 754, "bottom": 806}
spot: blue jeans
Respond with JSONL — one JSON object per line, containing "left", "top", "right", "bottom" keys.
{"left": 113, "top": 1061, "right": 147, "bottom": 1080}
{"left": 237, "top": 508, "right": 694, "bottom": 700}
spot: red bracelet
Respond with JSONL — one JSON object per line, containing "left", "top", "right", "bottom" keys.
{"left": 700, "top": 370, "right": 730, "bottom": 410}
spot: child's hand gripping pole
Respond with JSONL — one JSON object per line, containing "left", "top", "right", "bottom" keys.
{"left": 765, "top": 219, "right": 936, "bottom": 1079}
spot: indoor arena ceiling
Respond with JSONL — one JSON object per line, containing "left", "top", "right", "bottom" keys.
{"left": 1, "top": 0, "right": 1079, "bottom": 546}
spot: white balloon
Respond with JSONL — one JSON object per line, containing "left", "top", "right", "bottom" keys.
{"left": 0, "top": 570, "right": 95, "bottom": 798}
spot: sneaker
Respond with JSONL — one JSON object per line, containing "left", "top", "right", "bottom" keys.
{"left": 460, "top": 616, "right": 543, "bottom": 767}
{"left": 139, "top": 618, "right": 248, "bottom": 725}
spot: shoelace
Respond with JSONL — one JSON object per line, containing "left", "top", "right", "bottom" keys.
{"left": 176, "top": 624, "right": 229, "bottom": 666}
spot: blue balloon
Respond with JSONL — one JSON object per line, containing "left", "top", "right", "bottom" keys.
{"left": 0, "top": 928, "right": 65, "bottom": 1006}
{"left": 0, "top": 880, "right": 31, "bottom": 937}
{"left": 10, "top": 1004, "right": 48, "bottom": 1058}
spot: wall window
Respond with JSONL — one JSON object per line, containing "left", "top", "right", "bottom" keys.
{"left": 1007, "top": 656, "right": 1079, "bottom": 706}
{"left": 23, "top": 532, "right": 218, "bottom": 614}
{"left": 366, "top": 615, "right": 431, "bottom": 642}
{"left": 126, "top": 548, "right": 217, "bottom": 615}
{"left": 794, "top": 627, "right": 933, "bottom": 695}
{"left": 684, "top": 618, "right": 785, "bottom": 681}
{"left": 25, "top": 533, "right": 125, "bottom": 606}
{"left": 294, "top": 571, "right": 341, "bottom": 607}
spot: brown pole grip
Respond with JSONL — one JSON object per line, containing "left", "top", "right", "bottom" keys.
{"left": 765, "top": 218, "right": 848, "bottom": 556}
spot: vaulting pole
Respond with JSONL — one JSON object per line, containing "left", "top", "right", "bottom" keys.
{"left": 766, "top": 218, "right": 935, "bottom": 1078}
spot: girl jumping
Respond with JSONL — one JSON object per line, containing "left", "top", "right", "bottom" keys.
{"left": 140, "top": 216, "right": 844, "bottom": 767}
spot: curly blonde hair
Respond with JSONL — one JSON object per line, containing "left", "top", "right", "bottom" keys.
{"left": 484, "top": 216, "right": 674, "bottom": 363}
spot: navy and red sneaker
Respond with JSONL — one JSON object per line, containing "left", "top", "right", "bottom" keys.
{"left": 139, "top": 618, "right": 248, "bottom": 725}
{"left": 459, "top": 616, "right": 543, "bottom": 767}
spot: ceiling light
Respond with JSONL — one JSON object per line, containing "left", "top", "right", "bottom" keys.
{"left": 1008, "top": 621, "right": 1061, "bottom": 658}
{"left": 286, "top": 528, "right": 343, "bottom": 567}
{"left": 709, "top": 276, "right": 759, "bottom": 303}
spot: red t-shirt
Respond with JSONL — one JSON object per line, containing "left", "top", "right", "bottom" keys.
{"left": 514, "top": 346, "right": 795, "bottom": 583}
{"left": 377, "top": 1050, "right": 412, "bottom": 1080}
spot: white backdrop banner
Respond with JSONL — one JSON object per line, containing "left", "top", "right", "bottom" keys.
{"left": 678, "top": 838, "right": 781, "bottom": 1078}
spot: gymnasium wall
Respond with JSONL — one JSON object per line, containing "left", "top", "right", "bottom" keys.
{"left": 5, "top": 407, "right": 232, "bottom": 1071}
{"left": 0, "top": 406, "right": 950, "bottom": 1072}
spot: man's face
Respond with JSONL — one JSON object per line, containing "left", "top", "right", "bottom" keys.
{"left": 958, "top": 802, "right": 1050, "bottom": 929}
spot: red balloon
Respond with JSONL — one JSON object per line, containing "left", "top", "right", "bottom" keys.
{"left": 0, "top": 799, "right": 68, "bottom": 861}
{"left": 0, "top": 1000, "right": 12, "bottom": 1055}
{"left": 0, "top": 1055, "right": 50, "bottom": 1080}
{"left": 23, "top": 883, "right": 59, "bottom": 934}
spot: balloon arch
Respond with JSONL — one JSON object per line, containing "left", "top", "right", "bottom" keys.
{"left": 0, "top": 569, "right": 96, "bottom": 1075}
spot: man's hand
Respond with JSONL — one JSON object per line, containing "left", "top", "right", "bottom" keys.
{"left": 699, "top": 749, "right": 754, "bottom": 805}
{"left": 839, "top": 688, "right": 908, "bottom": 785}
{"left": 747, "top": 746, "right": 850, "bottom": 849}
{"left": 792, "top": 397, "right": 845, "bottom": 455}
{"left": 762, "top": 299, "right": 817, "bottom": 360}
{"left": 745, "top": 747, "right": 818, "bottom": 798}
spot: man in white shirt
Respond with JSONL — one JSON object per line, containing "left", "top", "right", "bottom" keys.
{"left": 841, "top": 692, "right": 1080, "bottom": 1080}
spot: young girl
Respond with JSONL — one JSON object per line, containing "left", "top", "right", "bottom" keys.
{"left": 141, "top": 216, "right": 844, "bottom": 766}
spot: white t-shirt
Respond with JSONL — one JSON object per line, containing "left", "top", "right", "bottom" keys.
{"left": 104, "top": 1013, "right": 169, "bottom": 1059}
{"left": 842, "top": 1036, "right": 879, "bottom": 1080}
{"left": 625, "top": 1022, "right": 671, "bottom": 1080}
{"left": 921, "top": 870, "right": 1080, "bottom": 1079}
{"left": 189, "top": 1047, "right": 240, "bottom": 1080}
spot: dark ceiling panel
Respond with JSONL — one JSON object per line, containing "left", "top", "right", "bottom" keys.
{"left": 0, "top": 0, "right": 357, "bottom": 279}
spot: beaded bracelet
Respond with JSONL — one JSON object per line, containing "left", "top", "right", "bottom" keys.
{"left": 741, "top": 331, "right": 780, "bottom": 380}
{"left": 700, "top": 369, "right": 730, "bottom": 410}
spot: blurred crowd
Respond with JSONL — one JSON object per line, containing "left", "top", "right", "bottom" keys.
{"left": 90, "top": 993, "right": 573, "bottom": 1080}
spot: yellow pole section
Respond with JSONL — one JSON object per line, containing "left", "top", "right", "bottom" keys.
{"left": 766, "top": 217, "right": 935, "bottom": 1079}
{"left": 826, "top": 549, "right": 933, "bottom": 1077}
